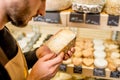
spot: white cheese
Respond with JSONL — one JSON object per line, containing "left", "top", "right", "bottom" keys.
{"left": 46, "top": 0, "right": 72, "bottom": 11}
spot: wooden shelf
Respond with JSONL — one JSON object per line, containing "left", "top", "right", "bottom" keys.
{"left": 60, "top": 64, "right": 120, "bottom": 80}
{"left": 31, "top": 8, "right": 120, "bottom": 31}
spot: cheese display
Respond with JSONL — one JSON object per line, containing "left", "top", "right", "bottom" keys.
{"left": 45, "top": 29, "right": 76, "bottom": 54}
{"left": 11, "top": 28, "right": 120, "bottom": 80}
{"left": 72, "top": 0, "right": 105, "bottom": 13}
{"left": 104, "top": 0, "right": 120, "bottom": 15}
{"left": 46, "top": 0, "right": 72, "bottom": 11}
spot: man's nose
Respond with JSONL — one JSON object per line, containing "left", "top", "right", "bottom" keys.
{"left": 38, "top": 3, "right": 46, "bottom": 16}
{"left": 38, "top": 9, "right": 46, "bottom": 16}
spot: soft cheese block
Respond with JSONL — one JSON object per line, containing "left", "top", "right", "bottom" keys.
{"left": 45, "top": 29, "right": 76, "bottom": 54}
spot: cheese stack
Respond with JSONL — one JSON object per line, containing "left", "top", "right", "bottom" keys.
{"left": 72, "top": 38, "right": 94, "bottom": 67}
{"left": 104, "top": 40, "right": 120, "bottom": 71}
{"left": 93, "top": 39, "right": 108, "bottom": 69}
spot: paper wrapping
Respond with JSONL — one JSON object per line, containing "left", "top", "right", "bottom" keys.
{"left": 72, "top": 0, "right": 105, "bottom": 13}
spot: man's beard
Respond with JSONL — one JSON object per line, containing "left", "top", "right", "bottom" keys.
{"left": 7, "top": 2, "right": 30, "bottom": 27}
{"left": 10, "top": 17, "right": 28, "bottom": 27}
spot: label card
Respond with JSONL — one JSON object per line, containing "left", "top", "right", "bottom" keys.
{"left": 59, "top": 64, "right": 67, "bottom": 72}
{"left": 107, "top": 15, "right": 119, "bottom": 26}
{"left": 69, "top": 12, "right": 84, "bottom": 23}
{"left": 73, "top": 66, "right": 82, "bottom": 74}
{"left": 45, "top": 11, "right": 60, "bottom": 23}
{"left": 93, "top": 68, "right": 106, "bottom": 77}
{"left": 33, "top": 12, "right": 60, "bottom": 23}
{"left": 33, "top": 15, "right": 45, "bottom": 22}
{"left": 110, "top": 71, "right": 120, "bottom": 78}
{"left": 85, "top": 13, "right": 100, "bottom": 25}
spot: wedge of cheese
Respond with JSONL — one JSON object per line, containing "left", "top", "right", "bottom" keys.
{"left": 45, "top": 29, "right": 76, "bottom": 54}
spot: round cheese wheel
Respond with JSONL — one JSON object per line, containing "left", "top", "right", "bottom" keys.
{"left": 94, "top": 58, "right": 108, "bottom": 69}
{"left": 46, "top": 0, "right": 72, "bottom": 11}
{"left": 83, "top": 58, "right": 94, "bottom": 67}
{"left": 72, "top": 57, "right": 82, "bottom": 66}
{"left": 82, "top": 49, "right": 93, "bottom": 58}
{"left": 111, "top": 52, "right": 120, "bottom": 59}
{"left": 94, "top": 44, "right": 105, "bottom": 51}
{"left": 108, "top": 63, "right": 117, "bottom": 71}
{"left": 108, "top": 44, "right": 119, "bottom": 50}
{"left": 94, "top": 50, "right": 106, "bottom": 59}
{"left": 93, "top": 39, "right": 104, "bottom": 45}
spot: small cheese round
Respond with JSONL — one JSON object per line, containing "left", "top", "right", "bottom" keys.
{"left": 108, "top": 63, "right": 117, "bottom": 71}
{"left": 73, "top": 47, "right": 82, "bottom": 57}
{"left": 94, "top": 44, "right": 105, "bottom": 51}
{"left": 93, "top": 39, "right": 104, "bottom": 45}
{"left": 113, "top": 59, "right": 120, "bottom": 67}
{"left": 82, "top": 49, "right": 93, "bottom": 58}
{"left": 72, "top": 57, "right": 82, "bottom": 66}
{"left": 84, "top": 42, "right": 93, "bottom": 49}
{"left": 108, "top": 44, "right": 119, "bottom": 50}
{"left": 94, "top": 50, "right": 106, "bottom": 59}
{"left": 111, "top": 52, "right": 120, "bottom": 59}
{"left": 94, "top": 58, "right": 108, "bottom": 69}
{"left": 83, "top": 58, "right": 94, "bottom": 67}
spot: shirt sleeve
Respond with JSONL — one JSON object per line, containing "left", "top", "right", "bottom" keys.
{"left": 0, "top": 63, "right": 11, "bottom": 80}
{"left": 24, "top": 48, "right": 38, "bottom": 69}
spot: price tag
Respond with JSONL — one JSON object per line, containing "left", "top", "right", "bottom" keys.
{"left": 85, "top": 13, "right": 100, "bottom": 25}
{"left": 33, "top": 15, "right": 45, "bottom": 22}
{"left": 107, "top": 15, "right": 119, "bottom": 26}
{"left": 93, "top": 68, "right": 106, "bottom": 77}
{"left": 69, "top": 12, "right": 84, "bottom": 23}
{"left": 59, "top": 64, "right": 67, "bottom": 72}
{"left": 73, "top": 66, "right": 82, "bottom": 74}
{"left": 110, "top": 71, "right": 120, "bottom": 78}
{"left": 45, "top": 11, "right": 60, "bottom": 23}
{"left": 118, "top": 71, "right": 120, "bottom": 77}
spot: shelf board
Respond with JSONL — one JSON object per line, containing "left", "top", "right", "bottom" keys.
{"left": 59, "top": 64, "right": 120, "bottom": 80}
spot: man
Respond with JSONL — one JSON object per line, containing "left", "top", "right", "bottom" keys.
{"left": 0, "top": 0, "right": 74, "bottom": 80}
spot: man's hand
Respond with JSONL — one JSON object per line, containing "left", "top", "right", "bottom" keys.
{"left": 27, "top": 52, "right": 64, "bottom": 80}
{"left": 28, "top": 45, "right": 75, "bottom": 80}
{"left": 63, "top": 47, "right": 75, "bottom": 60}
{"left": 36, "top": 45, "right": 75, "bottom": 60}
{"left": 36, "top": 45, "right": 52, "bottom": 58}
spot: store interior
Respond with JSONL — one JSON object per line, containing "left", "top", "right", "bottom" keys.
{"left": 6, "top": 0, "right": 120, "bottom": 80}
